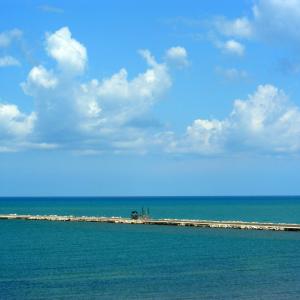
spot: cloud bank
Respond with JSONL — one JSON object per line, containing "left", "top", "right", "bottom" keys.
{"left": 1, "top": 26, "right": 300, "bottom": 156}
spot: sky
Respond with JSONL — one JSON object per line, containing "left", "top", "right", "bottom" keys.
{"left": 1, "top": 0, "right": 300, "bottom": 196}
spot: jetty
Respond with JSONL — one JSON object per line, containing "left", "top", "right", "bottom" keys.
{"left": 1, "top": 214, "right": 300, "bottom": 232}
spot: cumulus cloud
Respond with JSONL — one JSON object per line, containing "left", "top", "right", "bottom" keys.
{"left": 230, "top": 85, "right": 300, "bottom": 153}
{"left": 0, "top": 56, "right": 20, "bottom": 67}
{"left": 0, "top": 103, "right": 36, "bottom": 141}
{"left": 165, "top": 46, "right": 189, "bottom": 67}
{"left": 46, "top": 27, "right": 87, "bottom": 74}
{"left": 18, "top": 27, "right": 174, "bottom": 151}
{"left": 0, "top": 29, "right": 22, "bottom": 48}
{"left": 22, "top": 65, "right": 58, "bottom": 91}
{"left": 167, "top": 85, "right": 300, "bottom": 155}
{"left": 171, "top": 119, "right": 228, "bottom": 155}
{"left": 77, "top": 50, "right": 171, "bottom": 135}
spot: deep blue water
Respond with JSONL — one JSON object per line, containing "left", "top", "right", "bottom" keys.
{"left": 1, "top": 197, "right": 300, "bottom": 299}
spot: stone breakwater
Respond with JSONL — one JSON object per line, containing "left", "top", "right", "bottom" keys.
{"left": 1, "top": 214, "right": 300, "bottom": 232}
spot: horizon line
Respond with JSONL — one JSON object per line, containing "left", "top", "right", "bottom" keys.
{"left": 0, "top": 195, "right": 300, "bottom": 198}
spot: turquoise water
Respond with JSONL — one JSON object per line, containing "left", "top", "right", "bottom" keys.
{"left": 1, "top": 197, "right": 300, "bottom": 299}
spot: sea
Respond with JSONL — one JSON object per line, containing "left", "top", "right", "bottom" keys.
{"left": 1, "top": 196, "right": 300, "bottom": 299}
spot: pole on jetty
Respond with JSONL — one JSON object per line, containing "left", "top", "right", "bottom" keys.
{"left": 130, "top": 208, "right": 150, "bottom": 220}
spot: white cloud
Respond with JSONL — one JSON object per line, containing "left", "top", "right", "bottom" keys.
{"left": 19, "top": 27, "right": 173, "bottom": 151}
{"left": 208, "top": 0, "right": 300, "bottom": 71}
{"left": 221, "top": 39, "right": 245, "bottom": 56}
{"left": 0, "top": 29, "right": 22, "bottom": 48}
{"left": 3, "top": 26, "right": 299, "bottom": 157}
{"left": 96, "top": 51, "right": 171, "bottom": 103}
{"left": 0, "top": 56, "right": 20, "bottom": 67}
{"left": 46, "top": 27, "right": 87, "bottom": 74}
{"left": 230, "top": 84, "right": 300, "bottom": 153}
{"left": 213, "top": 0, "right": 300, "bottom": 46}
{"left": 165, "top": 46, "right": 189, "bottom": 67}
{"left": 172, "top": 119, "right": 228, "bottom": 155}
{"left": 167, "top": 85, "right": 300, "bottom": 155}
{"left": 213, "top": 17, "right": 253, "bottom": 38}
{"left": 253, "top": 0, "right": 300, "bottom": 43}
{"left": 0, "top": 103, "right": 36, "bottom": 140}
{"left": 22, "top": 65, "right": 58, "bottom": 91}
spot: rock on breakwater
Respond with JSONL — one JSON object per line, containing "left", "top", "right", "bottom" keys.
{"left": 1, "top": 214, "right": 300, "bottom": 231}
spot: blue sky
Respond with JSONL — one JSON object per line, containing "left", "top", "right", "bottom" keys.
{"left": 1, "top": 0, "right": 300, "bottom": 196}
